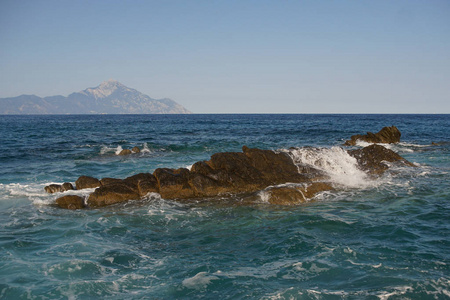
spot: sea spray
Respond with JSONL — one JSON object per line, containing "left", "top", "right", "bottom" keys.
{"left": 284, "top": 146, "right": 372, "bottom": 188}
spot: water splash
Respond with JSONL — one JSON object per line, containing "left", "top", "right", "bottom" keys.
{"left": 284, "top": 146, "right": 372, "bottom": 188}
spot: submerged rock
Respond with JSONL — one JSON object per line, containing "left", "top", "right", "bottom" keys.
{"left": 344, "top": 126, "right": 401, "bottom": 146}
{"left": 263, "top": 182, "right": 334, "bottom": 205}
{"left": 55, "top": 195, "right": 85, "bottom": 209}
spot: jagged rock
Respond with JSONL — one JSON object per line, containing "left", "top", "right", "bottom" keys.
{"left": 345, "top": 126, "right": 401, "bottom": 146}
{"left": 348, "top": 144, "right": 415, "bottom": 175}
{"left": 56, "top": 195, "right": 85, "bottom": 209}
{"left": 87, "top": 183, "right": 140, "bottom": 207}
{"left": 132, "top": 146, "right": 141, "bottom": 153}
{"left": 44, "top": 182, "right": 74, "bottom": 193}
{"left": 118, "top": 149, "right": 132, "bottom": 156}
{"left": 75, "top": 176, "right": 101, "bottom": 190}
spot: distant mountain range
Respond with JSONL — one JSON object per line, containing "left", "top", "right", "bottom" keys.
{"left": 0, "top": 80, "right": 191, "bottom": 114}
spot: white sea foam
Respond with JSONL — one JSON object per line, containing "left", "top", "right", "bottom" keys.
{"left": 182, "top": 272, "right": 219, "bottom": 290}
{"left": 285, "top": 146, "right": 372, "bottom": 188}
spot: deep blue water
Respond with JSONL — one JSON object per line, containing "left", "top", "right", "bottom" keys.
{"left": 0, "top": 114, "right": 449, "bottom": 299}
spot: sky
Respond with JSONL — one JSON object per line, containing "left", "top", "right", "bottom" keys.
{"left": 0, "top": 0, "right": 449, "bottom": 113}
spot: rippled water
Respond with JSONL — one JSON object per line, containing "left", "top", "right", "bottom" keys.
{"left": 0, "top": 114, "right": 449, "bottom": 299}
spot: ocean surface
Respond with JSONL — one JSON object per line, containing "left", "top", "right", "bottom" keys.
{"left": 0, "top": 114, "right": 448, "bottom": 299}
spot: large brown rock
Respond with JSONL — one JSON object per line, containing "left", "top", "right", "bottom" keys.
{"left": 56, "top": 195, "right": 85, "bottom": 209}
{"left": 76, "top": 176, "right": 101, "bottom": 190}
{"left": 344, "top": 126, "right": 401, "bottom": 146}
{"left": 348, "top": 144, "right": 415, "bottom": 175}
{"left": 87, "top": 183, "right": 140, "bottom": 207}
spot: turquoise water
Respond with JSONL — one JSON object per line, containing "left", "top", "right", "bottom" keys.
{"left": 0, "top": 114, "right": 449, "bottom": 299}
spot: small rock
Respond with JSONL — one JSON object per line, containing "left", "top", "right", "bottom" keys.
{"left": 45, "top": 184, "right": 63, "bottom": 194}
{"left": 118, "top": 149, "right": 132, "bottom": 156}
{"left": 56, "top": 195, "right": 85, "bottom": 209}
{"left": 132, "top": 146, "right": 141, "bottom": 153}
{"left": 76, "top": 176, "right": 101, "bottom": 190}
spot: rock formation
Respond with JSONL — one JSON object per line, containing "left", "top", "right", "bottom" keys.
{"left": 344, "top": 126, "right": 401, "bottom": 146}
{"left": 52, "top": 141, "right": 414, "bottom": 209}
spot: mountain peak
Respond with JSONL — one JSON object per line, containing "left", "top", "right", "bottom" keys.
{"left": 83, "top": 79, "right": 130, "bottom": 99}
{"left": 0, "top": 80, "right": 191, "bottom": 114}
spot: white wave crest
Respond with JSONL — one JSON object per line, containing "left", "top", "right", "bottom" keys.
{"left": 285, "top": 147, "right": 372, "bottom": 188}
{"left": 141, "top": 142, "right": 152, "bottom": 153}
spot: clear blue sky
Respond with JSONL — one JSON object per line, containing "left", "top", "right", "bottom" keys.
{"left": 1, "top": 0, "right": 449, "bottom": 113}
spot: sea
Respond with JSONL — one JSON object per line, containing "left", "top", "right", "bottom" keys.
{"left": 0, "top": 114, "right": 448, "bottom": 299}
